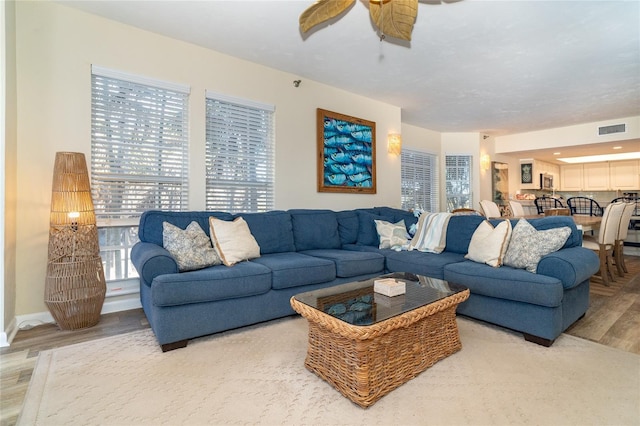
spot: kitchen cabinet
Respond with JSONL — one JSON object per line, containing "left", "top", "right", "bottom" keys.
{"left": 609, "top": 160, "right": 640, "bottom": 190}
{"left": 560, "top": 164, "right": 583, "bottom": 191}
{"left": 583, "top": 162, "right": 610, "bottom": 191}
{"left": 560, "top": 160, "right": 640, "bottom": 191}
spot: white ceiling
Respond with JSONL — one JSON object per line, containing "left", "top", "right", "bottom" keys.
{"left": 58, "top": 0, "right": 640, "bottom": 160}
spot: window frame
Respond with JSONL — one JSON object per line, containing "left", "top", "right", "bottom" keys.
{"left": 445, "top": 154, "right": 473, "bottom": 211}
{"left": 90, "top": 66, "right": 191, "bottom": 289}
{"left": 204, "top": 91, "right": 276, "bottom": 214}
{"left": 400, "top": 148, "right": 440, "bottom": 212}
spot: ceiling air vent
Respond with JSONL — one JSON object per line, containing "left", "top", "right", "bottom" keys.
{"left": 598, "top": 123, "right": 626, "bottom": 135}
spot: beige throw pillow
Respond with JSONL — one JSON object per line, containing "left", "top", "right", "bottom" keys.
{"left": 465, "top": 219, "right": 512, "bottom": 267}
{"left": 209, "top": 217, "right": 261, "bottom": 266}
{"left": 162, "top": 221, "right": 222, "bottom": 272}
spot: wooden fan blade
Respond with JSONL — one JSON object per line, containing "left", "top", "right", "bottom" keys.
{"left": 299, "top": 0, "right": 356, "bottom": 33}
{"left": 369, "top": 0, "right": 418, "bottom": 41}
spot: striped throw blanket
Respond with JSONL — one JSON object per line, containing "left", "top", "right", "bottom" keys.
{"left": 409, "top": 212, "right": 452, "bottom": 253}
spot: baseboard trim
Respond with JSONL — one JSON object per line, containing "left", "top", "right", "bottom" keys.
{"left": 9, "top": 294, "right": 142, "bottom": 341}
{"left": 0, "top": 317, "right": 18, "bottom": 348}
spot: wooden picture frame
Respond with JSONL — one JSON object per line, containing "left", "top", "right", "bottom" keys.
{"left": 317, "top": 108, "right": 376, "bottom": 193}
{"left": 520, "top": 162, "right": 533, "bottom": 184}
{"left": 492, "top": 161, "right": 509, "bottom": 204}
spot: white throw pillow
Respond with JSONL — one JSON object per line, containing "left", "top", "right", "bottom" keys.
{"left": 465, "top": 220, "right": 512, "bottom": 267}
{"left": 209, "top": 217, "right": 261, "bottom": 266}
{"left": 374, "top": 219, "right": 409, "bottom": 249}
{"left": 503, "top": 219, "right": 571, "bottom": 273}
{"left": 163, "top": 221, "right": 222, "bottom": 272}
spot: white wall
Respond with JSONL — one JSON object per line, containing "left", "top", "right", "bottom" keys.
{"left": 494, "top": 116, "right": 640, "bottom": 153}
{"left": 13, "top": 1, "right": 404, "bottom": 317}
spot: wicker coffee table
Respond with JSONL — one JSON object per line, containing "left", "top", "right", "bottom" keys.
{"left": 290, "top": 272, "right": 469, "bottom": 408}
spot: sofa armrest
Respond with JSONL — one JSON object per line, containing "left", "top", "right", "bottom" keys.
{"left": 536, "top": 247, "right": 599, "bottom": 289}
{"left": 131, "top": 242, "right": 178, "bottom": 287}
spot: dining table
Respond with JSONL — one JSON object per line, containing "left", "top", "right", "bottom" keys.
{"left": 489, "top": 214, "right": 602, "bottom": 234}
{"left": 571, "top": 214, "right": 602, "bottom": 233}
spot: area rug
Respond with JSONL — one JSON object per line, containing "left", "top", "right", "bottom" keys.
{"left": 18, "top": 317, "right": 640, "bottom": 426}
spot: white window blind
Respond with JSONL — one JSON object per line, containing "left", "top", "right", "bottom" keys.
{"left": 445, "top": 155, "right": 473, "bottom": 211}
{"left": 205, "top": 93, "right": 275, "bottom": 213}
{"left": 91, "top": 67, "right": 190, "bottom": 221}
{"left": 401, "top": 149, "right": 439, "bottom": 212}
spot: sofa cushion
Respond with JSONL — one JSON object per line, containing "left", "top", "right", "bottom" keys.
{"left": 384, "top": 249, "right": 467, "bottom": 280}
{"left": 336, "top": 210, "right": 360, "bottom": 245}
{"left": 444, "top": 214, "right": 486, "bottom": 254}
{"left": 444, "top": 261, "right": 564, "bottom": 307}
{"left": 251, "top": 252, "right": 336, "bottom": 290}
{"left": 238, "top": 211, "right": 295, "bottom": 254}
{"left": 300, "top": 249, "right": 385, "bottom": 277}
{"left": 465, "top": 219, "right": 512, "bottom": 267}
{"left": 162, "top": 221, "right": 221, "bottom": 272}
{"left": 289, "top": 209, "right": 341, "bottom": 251}
{"left": 139, "top": 210, "right": 234, "bottom": 246}
{"left": 209, "top": 217, "right": 261, "bottom": 266}
{"left": 536, "top": 247, "right": 600, "bottom": 289}
{"left": 503, "top": 219, "right": 571, "bottom": 273}
{"left": 375, "top": 207, "right": 418, "bottom": 231}
{"left": 151, "top": 261, "right": 272, "bottom": 306}
{"left": 356, "top": 211, "right": 394, "bottom": 246}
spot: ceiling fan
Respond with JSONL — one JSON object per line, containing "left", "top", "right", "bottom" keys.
{"left": 299, "top": 0, "right": 418, "bottom": 41}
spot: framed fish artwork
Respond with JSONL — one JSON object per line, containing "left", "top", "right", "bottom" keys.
{"left": 316, "top": 108, "right": 376, "bottom": 194}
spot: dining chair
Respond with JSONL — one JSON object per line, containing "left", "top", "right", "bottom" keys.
{"left": 582, "top": 202, "right": 626, "bottom": 286}
{"left": 479, "top": 200, "right": 501, "bottom": 218}
{"left": 534, "top": 196, "right": 565, "bottom": 215}
{"left": 451, "top": 208, "right": 483, "bottom": 216}
{"left": 566, "top": 196, "right": 604, "bottom": 216}
{"left": 508, "top": 200, "right": 526, "bottom": 217}
{"left": 611, "top": 196, "right": 639, "bottom": 230}
{"left": 613, "top": 203, "right": 635, "bottom": 276}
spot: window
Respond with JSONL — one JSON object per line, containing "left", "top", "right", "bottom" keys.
{"left": 91, "top": 66, "right": 190, "bottom": 287}
{"left": 401, "top": 149, "right": 439, "bottom": 212}
{"left": 205, "top": 92, "right": 275, "bottom": 213}
{"left": 445, "top": 155, "right": 473, "bottom": 211}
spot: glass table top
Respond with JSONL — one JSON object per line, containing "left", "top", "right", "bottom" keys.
{"left": 292, "top": 272, "right": 467, "bottom": 326}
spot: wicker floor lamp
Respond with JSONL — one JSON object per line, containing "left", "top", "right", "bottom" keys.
{"left": 45, "top": 152, "right": 106, "bottom": 330}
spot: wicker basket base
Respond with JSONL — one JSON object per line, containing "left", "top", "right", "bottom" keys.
{"left": 45, "top": 258, "right": 106, "bottom": 330}
{"left": 291, "top": 289, "right": 469, "bottom": 408}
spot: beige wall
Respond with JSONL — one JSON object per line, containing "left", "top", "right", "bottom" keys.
{"left": 3, "top": 0, "right": 17, "bottom": 338}
{"left": 13, "top": 1, "right": 405, "bottom": 316}
{"left": 9, "top": 0, "right": 635, "bottom": 322}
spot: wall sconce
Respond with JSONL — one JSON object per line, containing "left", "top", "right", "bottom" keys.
{"left": 45, "top": 152, "right": 106, "bottom": 330}
{"left": 480, "top": 154, "right": 491, "bottom": 171}
{"left": 387, "top": 133, "right": 402, "bottom": 155}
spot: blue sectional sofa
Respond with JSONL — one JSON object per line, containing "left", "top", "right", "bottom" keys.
{"left": 131, "top": 207, "right": 599, "bottom": 351}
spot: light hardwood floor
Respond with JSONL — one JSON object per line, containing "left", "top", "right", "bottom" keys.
{"left": 2, "top": 254, "right": 639, "bottom": 426}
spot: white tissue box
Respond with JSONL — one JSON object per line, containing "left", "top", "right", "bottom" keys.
{"left": 374, "top": 292, "right": 406, "bottom": 307}
{"left": 373, "top": 278, "right": 406, "bottom": 297}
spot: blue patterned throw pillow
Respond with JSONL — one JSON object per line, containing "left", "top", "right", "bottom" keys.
{"left": 163, "top": 221, "right": 222, "bottom": 272}
{"left": 503, "top": 219, "right": 571, "bottom": 273}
